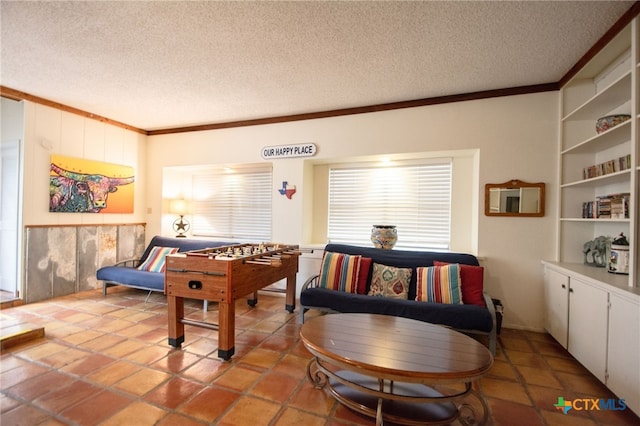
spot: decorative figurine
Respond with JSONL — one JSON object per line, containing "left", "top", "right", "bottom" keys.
{"left": 583, "top": 235, "right": 611, "bottom": 267}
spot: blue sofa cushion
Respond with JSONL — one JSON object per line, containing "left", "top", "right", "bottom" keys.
{"left": 300, "top": 287, "right": 493, "bottom": 332}
{"left": 97, "top": 267, "right": 166, "bottom": 291}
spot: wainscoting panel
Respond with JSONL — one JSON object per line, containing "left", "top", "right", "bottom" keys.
{"left": 24, "top": 224, "right": 145, "bottom": 303}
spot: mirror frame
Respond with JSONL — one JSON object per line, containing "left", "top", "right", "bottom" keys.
{"left": 484, "top": 179, "right": 545, "bottom": 217}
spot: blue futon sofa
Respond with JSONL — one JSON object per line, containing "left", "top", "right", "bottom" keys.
{"left": 97, "top": 235, "right": 235, "bottom": 297}
{"left": 300, "top": 244, "right": 498, "bottom": 355}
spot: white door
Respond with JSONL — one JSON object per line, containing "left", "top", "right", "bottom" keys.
{"left": 544, "top": 267, "right": 569, "bottom": 348}
{"left": 568, "top": 277, "right": 609, "bottom": 383}
{"left": 607, "top": 293, "right": 640, "bottom": 416}
{"left": 0, "top": 139, "right": 20, "bottom": 294}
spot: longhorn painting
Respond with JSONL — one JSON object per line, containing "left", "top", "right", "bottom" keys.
{"left": 49, "top": 155, "right": 135, "bottom": 213}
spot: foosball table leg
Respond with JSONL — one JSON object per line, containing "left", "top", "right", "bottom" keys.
{"left": 285, "top": 273, "right": 296, "bottom": 314}
{"left": 247, "top": 291, "right": 258, "bottom": 307}
{"left": 218, "top": 300, "right": 236, "bottom": 361}
{"left": 168, "top": 295, "right": 185, "bottom": 348}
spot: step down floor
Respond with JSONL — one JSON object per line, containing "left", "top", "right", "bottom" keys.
{"left": 0, "top": 313, "right": 45, "bottom": 350}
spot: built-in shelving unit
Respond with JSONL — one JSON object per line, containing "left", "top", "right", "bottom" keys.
{"left": 557, "top": 19, "right": 638, "bottom": 288}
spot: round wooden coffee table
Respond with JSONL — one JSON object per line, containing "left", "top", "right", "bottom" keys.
{"left": 299, "top": 313, "right": 494, "bottom": 425}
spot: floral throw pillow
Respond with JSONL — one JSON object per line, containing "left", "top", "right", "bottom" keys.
{"left": 367, "top": 263, "right": 411, "bottom": 299}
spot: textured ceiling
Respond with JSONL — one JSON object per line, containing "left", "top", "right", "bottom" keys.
{"left": 0, "top": 1, "right": 635, "bottom": 131}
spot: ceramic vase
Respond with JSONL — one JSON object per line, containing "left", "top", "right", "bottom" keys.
{"left": 371, "top": 225, "right": 397, "bottom": 250}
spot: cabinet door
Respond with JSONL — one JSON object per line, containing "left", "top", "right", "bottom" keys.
{"left": 607, "top": 293, "right": 640, "bottom": 416}
{"left": 544, "top": 268, "right": 569, "bottom": 348}
{"left": 568, "top": 277, "right": 609, "bottom": 382}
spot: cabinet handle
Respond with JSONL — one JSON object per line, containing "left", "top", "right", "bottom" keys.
{"left": 569, "top": 288, "right": 574, "bottom": 293}
{"left": 561, "top": 284, "right": 566, "bottom": 289}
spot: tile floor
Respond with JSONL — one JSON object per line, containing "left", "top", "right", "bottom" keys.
{"left": 1, "top": 287, "right": 639, "bottom": 426}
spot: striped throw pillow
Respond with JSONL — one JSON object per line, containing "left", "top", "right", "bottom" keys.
{"left": 318, "top": 252, "right": 362, "bottom": 293}
{"left": 137, "top": 246, "right": 179, "bottom": 273}
{"left": 416, "top": 263, "right": 462, "bottom": 304}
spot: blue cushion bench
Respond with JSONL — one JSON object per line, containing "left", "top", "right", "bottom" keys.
{"left": 299, "top": 243, "right": 498, "bottom": 355}
{"left": 97, "top": 235, "right": 236, "bottom": 298}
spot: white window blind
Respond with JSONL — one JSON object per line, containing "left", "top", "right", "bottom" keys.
{"left": 327, "top": 160, "right": 452, "bottom": 250}
{"left": 191, "top": 167, "right": 272, "bottom": 241}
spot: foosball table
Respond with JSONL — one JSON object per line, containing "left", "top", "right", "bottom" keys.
{"left": 165, "top": 243, "right": 301, "bottom": 360}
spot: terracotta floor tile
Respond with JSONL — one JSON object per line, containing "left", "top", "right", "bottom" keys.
{"left": 516, "top": 365, "right": 563, "bottom": 388}
{"left": 183, "top": 337, "right": 218, "bottom": 356}
{"left": 60, "top": 352, "right": 115, "bottom": 376}
{"left": 1, "top": 403, "right": 54, "bottom": 426}
{"left": 288, "top": 381, "right": 337, "bottom": 416}
{"left": 505, "top": 349, "right": 547, "bottom": 368}
{"left": 541, "top": 409, "right": 598, "bottom": 425}
{"left": 487, "top": 398, "right": 545, "bottom": 426}
{"left": 156, "top": 412, "right": 208, "bottom": 426}
{"left": 86, "top": 360, "right": 141, "bottom": 386}
{"left": 547, "top": 356, "right": 591, "bottom": 375}
{"left": 113, "top": 367, "right": 171, "bottom": 396}
{"left": 216, "top": 395, "right": 281, "bottom": 426}
{"left": 531, "top": 339, "right": 572, "bottom": 358}
{"left": 121, "top": 343, "right": 169, "bottom": 364}
{"left": 240, "top": 347, "right": 282, "bottom": 369}
{"left": 0, "top": 362, "right": 50, "bottom": 389}
{"left": 486, "top": 359, "right": 519, "bottom": 381}
{"left": 0, "top": 394, "right": 21, "bottom": 414}
{"left": 59, "top": 329, "right": 104, "bottom": 345}
{"left": 259, "top": 334, "right": 297, "bottom": 352}
{"left": 39, "top": 346, "right": 90, "bottom": 368}
{"left": 135, "top": 327, "right": 169, "bottom": 344}
{"left": 500, "top": 336, "right": 534, "bottom": 352}
{"left": 112, "top": 323, "right": 156, "bottom": 338}
{"left": 214, "top": 365, "right": 263, "bottom": 391}
{"left": 144, "top": 376, "right": 204, "bottom": 408}
{"left": 480, "top": 377, "right": 532, "bottom": 405}
{"left": 0, "top": 355, "right": 26, "bottom": 373}
{"left": 250, "top": 371, "right": 300, "bottom": 402}
{"left": 61, "top": 389, "right": 132, "bottom": 426}
{"left": 5, "top": 370, "right": 75, "bottom": 401}
{"left": 177, "top": 386, "right": 240, "bottom": 422}
{"left": 100, "top": 401, "right": 168, "bottom": 426}
{"left": 271, "top": 353, "right": 310, "bottom": 380}
{"left": 33, "top": 379, "right": 97, "bottom": 412}
{"left": 14, "top": 341, "right": 69, "bottom": 361}
{"left": 151, "top": 349, "right": 202, "bottom": 373}
{"left": 182, "top": 356, "right": 231, "bottom": 383}
{"left": 274, "top": 407, "right": 327, "bottom": 426}
{"left": 78, "top": 333, "right": 127, "bottom": 351}
{"left": 102, "top": 338, "right": 150, "bottom": 358}
{"left": 556, "top": 372, "right": 611, "bottom": 397}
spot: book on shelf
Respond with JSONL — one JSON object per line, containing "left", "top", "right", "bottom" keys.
{"left": 582, "top": 193, "right": 630, "bottom": 219}
{"left": 582, "top": 154, "right": 631, "bottom": 180}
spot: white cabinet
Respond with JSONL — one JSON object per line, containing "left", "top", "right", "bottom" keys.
{"left": 607, "top": 292, "right": 640, "bottom": 416}
{"left": 542, "top": 262, "right": 640, "bottom": 417}
{"left": 544, "top": 268, "right": 569, "bottom": 347}
{"left": 567, "top": 277, "right": 609, "bottom": 383}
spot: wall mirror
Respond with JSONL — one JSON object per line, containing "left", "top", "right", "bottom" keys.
{"left": 485, "top": 179, "right": 545, "bottom": 217}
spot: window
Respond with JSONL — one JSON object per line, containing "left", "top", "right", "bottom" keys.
{"left": 327, "top": 159, "right": 452, "bottom": 250}
{"left": 191, "top": 166, "right": 272, "bottom": 241}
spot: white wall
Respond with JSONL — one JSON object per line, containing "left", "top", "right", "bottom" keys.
{"left": 146, "top": 91, "right": 559, "bottom": 331}
{"left": 21, "top": 102, "right": 147, "bottom": 226}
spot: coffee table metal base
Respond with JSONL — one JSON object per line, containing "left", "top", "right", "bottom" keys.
{"left": 307, "top": 358, "right": 488, "bottom": 426}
